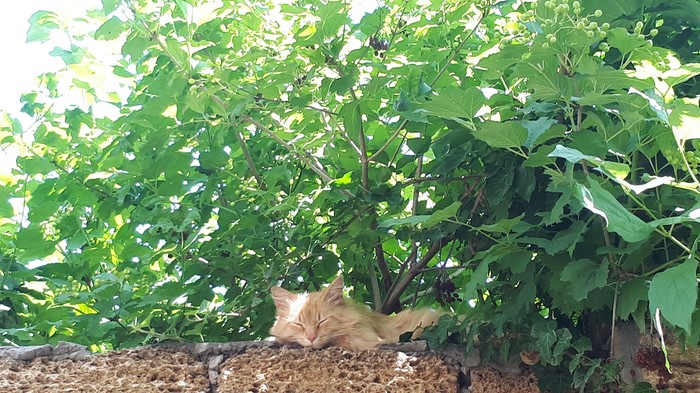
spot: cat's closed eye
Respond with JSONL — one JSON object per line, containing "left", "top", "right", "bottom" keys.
{"left": 317, "top": 317, "right": 329, "bottom": 328}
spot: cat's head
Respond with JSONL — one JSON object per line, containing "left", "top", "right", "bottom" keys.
{"left": 269, "top": 276, "right": 347, "bottom": 349}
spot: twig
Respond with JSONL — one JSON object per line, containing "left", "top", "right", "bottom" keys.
{"left": 381, "top": 236, "right": 455, "bottom": 313}
{"left": 403, "top": 174, "right": 484, "bottom": 186}
{"left": 369, "top": 262, "right": 382, "bottom": 311}
{"left": 240, "top": 116, "right": 334, "bottom": 184}
{"left": 610, "top": 281, "right": 620, "bottom": 359}
{"left": 233, "top": 129, "right": 266, "bottom": 190}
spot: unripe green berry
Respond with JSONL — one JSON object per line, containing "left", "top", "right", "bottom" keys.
{"left": 599, "top": 31, "right": 607, "bottom": 38}
{"left": 588, "top": 22, "right": 598, "bottom": 29}
{"left": 637, "top": 34, "right": 645, "bottom": 41}
{"left": 646, "top": 39, "right": 653, "bottom": 47}
{"left": 650, "top": 29, "right": 658, "bottom": 37}
{"left": 636, "top": 21, "right": 644, "bottom": 29}
{"left": 587, "top": 30, "right": 595, "bottom": 38}
{"left": 576, "top": 21, "right": 585, "bottom": 30}
{"left": 601, "top": 22, "right": 610, "bottom": 30}
{"left": 594, "top": 9, "right": 602, "bottom": 17}
{"left": 573, "top": 1, "right": 580, "bottom": 8}
{"left": 542, "top": 42, "right": 550, "bottom": 49}
{"left": 599, "top": 42, "right": 609, "bottom": 51}
{"left": 550, "top": 36, "right": 557, "bottom": 43}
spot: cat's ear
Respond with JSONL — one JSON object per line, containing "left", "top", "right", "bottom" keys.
{"left": 324, "top": 276, "right": 344, "bottom": 306}
{"left": 271, "top": 286, "right": 294, "bottom": 315}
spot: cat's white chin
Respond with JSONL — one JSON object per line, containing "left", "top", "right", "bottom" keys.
{"left": 311, "top": 341, "right": 326, "bottom": 350}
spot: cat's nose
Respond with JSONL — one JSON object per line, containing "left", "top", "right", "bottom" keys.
{"left": 306, "top": 334, "right": 316, "bottom": 343}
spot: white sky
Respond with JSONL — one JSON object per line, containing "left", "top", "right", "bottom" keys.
{"left": 0, "top": 1, "right": 98, "bottom": 115}
{"left": 0, "top": 1, "right": 99, "bottom": 174}
{"left": 0, "top": 0, "right": 377, "bottom": 174}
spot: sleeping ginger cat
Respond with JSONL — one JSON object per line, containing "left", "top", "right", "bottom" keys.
{"left": 270, "top": 276, "right": 441, "bottom": 351}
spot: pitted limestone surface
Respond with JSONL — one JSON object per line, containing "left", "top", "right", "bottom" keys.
{"left": 469, "top": 367, "right": 540, "bottom": 393}
{"left": 218, "top": 346, "right": 459, "bottom": 393}
{"left": 0, "top": 341, "right": 548, "bottom": 392}
{"left": 0, "top": 347, "right": 209, "bottom": 393}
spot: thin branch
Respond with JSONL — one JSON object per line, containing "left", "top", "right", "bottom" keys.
{"left": 369, "top": 261, "right": 382, "bottom": 311}
{"left": 233, "top": 129, "right": 266, "bottom": 190}
{"left": 610, "top": 281, "right": 620, "bottom": 359}
{"left": 409, "top": 155, "right": 423, "bottom": 289}
{"left": 403, "top": 174, "right": 485, "bottom": 186}
{"left": 375, "top": 244, "right": 392, "bottom": 291}
{"left": 385, "top": 246, "right": 417, "bottom": 304}
{"left": 240, "top": 116, "right": 334, "bottom": 184}
{"left": 381, "top": 236, "right": 455, "bottom": 314}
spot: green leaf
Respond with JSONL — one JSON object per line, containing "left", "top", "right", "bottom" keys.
{"left": 340, "top": 101, "right": 362, "bottom": 141}
{"left": 377, "top": 215, "right": 430, "bottom": 229}
{"left": 560, "top": 259, "right": 610, "bottom": 301}
{"left": 662, "top": 63, "right": 700, "bottom": 88}
{"left": 617, "top": 278, "right": 647, "bottom": 321}
{"left": 102, "top": 0, "right": 119, "bottom": 14}
{"left": 406, "top": 135, "right": 431, "bottom": 155}
{"left": 165, "top": 39, "right": 190, "bottom": 68}
{"left": 522, "top": 118, "right": 557, "bottom": 149}
{"left": 419, "top": 87, "right": 485, "bottom": 119}
{"left": 473, "top": 121, "right": 528, "bottom": 149}
{"left": 632, "top": 382, "right": 657, "bottom": 393}
{"left": 184, "top": 91, "right": 207, "bottom": 114}
{"left": 574, "top": 180, "right": 654, "bottom": 243}
{"left": 0, "top": 188, "right": 13, "bottom": 217}
{"left": 514, "top": 166, "right": 536, "bottom": 202}
{"left": 94, "top": 16, "right": 124, "bottom": 40}
{"left": 476, "top": 214, "right": 528, "bottom": 235}
{"left": 531, "top": 319, "right": 557, "bottom": 360}
{"left": 461, "top": 260, "right": 491, "bottom": 300}
{"left": 426, "top": 202, "right": 460, "bottom": 226}
{"left": 581, "top": 0, "right": 639, "bottom": 20}
{"left": 330, "top": 75, "right": 354, "bottom": 95}
{"left": 27, "top": 11, "right": 60, "bottom": 43}
{"left": 545, "top": 220, "right": 587, "bottom": 257}
{"left": 393, "top": 90, "right": 411, "bottom": 112}
{"left": 548, "top": 145, "right": 593, "bottom": 164}
{"left": 607, "top": 28, "right": 645, "bottom": 56}
{"left": 551, "top": 328, "right": 572, "bottom": 364}
{"left": 669, "top": 102, "right": 700, "bottom": 144}
{"left": 14, "top": 227, "right": 56, "bottom": 262}
{"left": 648, "top": 258, "right": 699, "bottom": 334}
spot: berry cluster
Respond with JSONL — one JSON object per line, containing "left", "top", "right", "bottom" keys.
{"left": 369, "top": 36, "right": 389, "bottom": 52}
{"left": 633, "top": 346, "right": 673, "bottom": 387}
{"left": 434, "top": 277, "right": 460, "bottom": 306}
